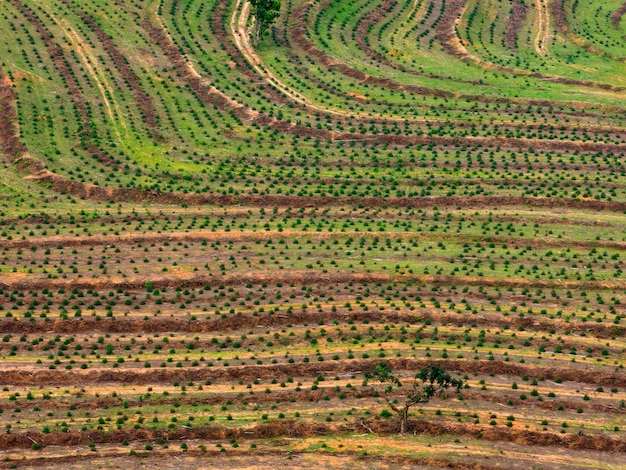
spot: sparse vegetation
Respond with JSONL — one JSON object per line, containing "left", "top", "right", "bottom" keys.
{"left": 0, "top": 0, "right": 624, "bottom": 467}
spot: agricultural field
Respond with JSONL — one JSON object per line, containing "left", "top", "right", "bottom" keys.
{"left": 0, "top": 0, "right": 625, "bottom": 467}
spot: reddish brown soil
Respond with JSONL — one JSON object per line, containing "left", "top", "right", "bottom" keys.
{"left": 0, "top": 417, "right": 624, "bottom": 452}
{"left": 291, "top": 1, "right": 626, "bottom": 119}
{"left": 551, "top": 0, "right": 626, "bottom": 61}
{"left": 351, "top": 0, "right": 484, "bottom": 85}
{"left": 3, "top": 225, "right": 624, "bottom": 252}
{"left": 0, "top": 449, "right": 513, "bottom": 470}
{"left": 436, "top": 0, "right": 626, "bottom": 92}
{"left": 16, "top": 144, "right": 626, "bottom": 211}
{"left": 0, "top": 69, "right": 26, "bottom": 160}
{"left": 4, "top": 266, "right": 626, "bottom": 294}
{"left": 505, "top": 0, "right": 528, "bottom": 51}
{"left": 611, "top": 1, "right": 626, "bottom": 28}
{"left": 0, "top": 303, "right": 620, "bottom": 338}
{"left": 290, "top": 3, "right": 465, "bottom": 100}
{"left": 8, "top": 377, "right": 622, "bottom": 419}
{"left": 1, "top": 357, "right": 625, "bottom": 389}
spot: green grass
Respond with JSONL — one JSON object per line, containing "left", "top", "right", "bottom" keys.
{"left": 0, "top": 0, "right": 626, "bottom": 467}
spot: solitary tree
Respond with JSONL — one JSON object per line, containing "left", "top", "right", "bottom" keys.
{"left": 249, "top": 0, "right": 281, "bottom": 46}
{"left": 364, "top": 363, "right": 463, "bottom": 433}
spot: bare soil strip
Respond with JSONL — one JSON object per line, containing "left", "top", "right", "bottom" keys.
{"left": 0, "top": 305, "right": 621, "bottom": 339}
{"left": 505, "top": 0, "right": 528, "bottom": 51}
{"left": 6, "top": 381, "right": 621, "bottom": 418}
{"left": 0, "top": 415, "right": 624, "bottom": 453}
{"left": 0, "top": 67, "right": 26, "bottom": 161}
{"left": 1, "top": 357, "right": 624, "bottom": 388}
{"left": 551, "top": 0, "right": 626, "bottom": 63}
{"left": 4, "top": 226, "right": 626, "bottom": 251}
{"left": 4, "top": 267, "right": 626, "bottom": 293}
{"left": 611, "top": 1, "right": 626, "bottom": 28}
{"left": 0, "top": 447, "right": 512, "bottom": 470}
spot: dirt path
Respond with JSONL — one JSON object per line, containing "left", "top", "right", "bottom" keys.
{"left": 534, "top": 0, "right": 550, "bottom": 56}
{"left": 47, "top": 11, "right": 127, "bottom": 142}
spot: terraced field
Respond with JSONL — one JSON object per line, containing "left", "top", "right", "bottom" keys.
{"left": 0, "top": 0, "right": 626, "bottom": 467}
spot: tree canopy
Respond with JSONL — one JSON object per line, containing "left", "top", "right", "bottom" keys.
{"left": 250, "top": 0, "right": 281, "bottom": 46}
{"left": 365, "top": 363, "right": 464, "bottom": 433}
